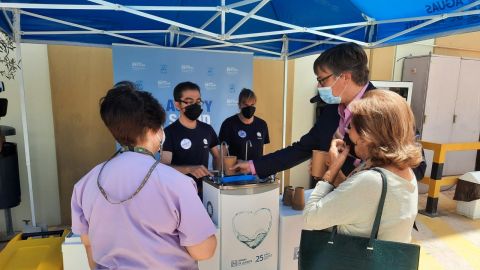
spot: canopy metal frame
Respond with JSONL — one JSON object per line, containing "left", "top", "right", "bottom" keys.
{"left": 0, "top": 1, "right": 479, "bottom": 58}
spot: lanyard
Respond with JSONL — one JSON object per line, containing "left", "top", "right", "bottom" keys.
{"left": 120, "top": 145, "right": 156, "bottom": 158}
{"left": 97, "top": 146, "right": 159, "bottom": 204}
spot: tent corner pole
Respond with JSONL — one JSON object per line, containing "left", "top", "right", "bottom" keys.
{"left": 13, "top": 9, "right": 37, "bottom": 227}
{"left": 221, "top": 0, "right": 225, "bottom": 35}
{"left": 281, "top": 36, "right": 288, "bottom": 194}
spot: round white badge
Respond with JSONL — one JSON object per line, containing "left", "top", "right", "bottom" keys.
{"left": 180, "top": 138, "right": 192, "bottom": 150}
{"left": 257, "top": 132, "right": 262, "bottom": 137}
{"left": 238, "top": 130, "right": 247, "bottom": 138}
{"left": 203, "top": 138, "right": 208, "bottom": 145}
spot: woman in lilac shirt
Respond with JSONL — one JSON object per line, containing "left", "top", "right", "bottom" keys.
{"left": 71, "top": 83, "right": 216, "bottom": 269}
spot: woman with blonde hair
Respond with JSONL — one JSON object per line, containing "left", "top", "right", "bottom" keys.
{"left": 303, "top": 89, "right": 422, "bottom": 243}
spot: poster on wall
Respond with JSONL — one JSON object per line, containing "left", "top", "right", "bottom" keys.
{"left": 112, "top": 45, "right": 253, "bottom": 133}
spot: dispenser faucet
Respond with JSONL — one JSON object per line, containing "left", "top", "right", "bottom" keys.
{"left": 220, "top": 141, "right": 229, "bottom": 177}
{"left": 245, "top": 140, "right": 252, "bottom": 161}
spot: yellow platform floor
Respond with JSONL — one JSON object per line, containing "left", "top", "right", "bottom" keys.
{"left": 415, "top": 189, "right": 480, "bottom": 270}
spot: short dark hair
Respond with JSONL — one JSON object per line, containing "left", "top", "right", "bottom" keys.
{"left": 173, "top": 81, "right": 200, "bottom": 102}
{"left": 238, "top": 88, "right": 256, "bottom": 104}
{"left": 100, "top": 84, "right": 166, "bottom": 146}
{"left": 114, "top": 80, "right": 137, "bottom": 90}
{"left": 313, "top": 42, "right": 369, "bottom": 85}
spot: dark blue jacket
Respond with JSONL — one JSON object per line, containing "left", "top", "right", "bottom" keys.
{"left": 253, "top": 82, "right": 427, "bottom": 180}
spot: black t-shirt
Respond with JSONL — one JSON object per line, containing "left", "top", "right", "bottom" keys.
{"left": 219, "top": 114, "right": 270, "bottom": 160}
{"left": 164, "top": 120, "right": 219, "bottom": 168}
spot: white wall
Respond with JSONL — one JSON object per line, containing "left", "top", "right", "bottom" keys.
{"left": 0, "top": 43, "right": 60, "bottom": 232}
{"left": 288, "top": 54, "right": 318, "bottom": 188}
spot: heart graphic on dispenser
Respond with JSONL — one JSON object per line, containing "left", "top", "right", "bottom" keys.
{"left": 232, "top": 208, "right": 272, "bottom": 249}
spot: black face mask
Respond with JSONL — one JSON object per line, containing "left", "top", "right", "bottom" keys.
{"left": 184, "top": 103, "right": 203, "bottom": 121}
{"left": 343, "top": 133, "right": 360, "bottom": 160}
{"left": 241, "top": 106, "right": 256, "bottom": 119}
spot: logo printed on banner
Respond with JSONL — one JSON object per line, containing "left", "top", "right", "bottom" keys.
{"left": 229, "top": 84, "right": 236, "bottom": 93}
{"left": 425, "top": 0, "right": 465, "bottom": 13}
{"left": 207, "top": 67, "right": 215, "bottom": 76}
{"left": 160, "top": 64, "right": 168, "bottom": 74}
{"left": 157, "top": 80, "right": 172, "bottom": 89}
{"left": 226, "top": 66, "right": 239, "bottom": 75}
{"left": 180, "top": 138, "right": 192, "bottom": 150}
{"left": 204, "top": 81, "right": 217, "bottom": 90}
{"left": 131, "top": 62, "right": 146, "bottom": 71}
{"left": 226, "top": 98, "right": 237, "bottom": 106}
{"left": 135, "top": 80, "right": 144, "bottom": 90}
{"left": 238, "top": 130, "right": 247, "bottom": 138}
{"left": 181, "top": 64, "right": 194, "bottom": 73}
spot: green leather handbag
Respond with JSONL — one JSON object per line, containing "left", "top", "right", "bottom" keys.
{"left": 299, "top": 168, "right": 420, "bottom": 270}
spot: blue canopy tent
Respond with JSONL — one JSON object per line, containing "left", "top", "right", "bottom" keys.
{"left": 0, "top": 0, "right": 479, "bottom": 226}
{"left": 1, "top": 0, "right": 480, "bottom": 58}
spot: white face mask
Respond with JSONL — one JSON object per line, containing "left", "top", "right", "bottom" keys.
{"left": 317, "top": 75, "right": 342, "bottom": 104}
{"left": 157, "top": 129, "right": 165, "bottom": 153}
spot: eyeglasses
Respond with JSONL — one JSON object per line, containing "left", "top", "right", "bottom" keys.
{"left": 179, "top": 99, "right": 203, "bottom": 106}
{"left": 316, "top": 74, "right": 334, "bottom": 86}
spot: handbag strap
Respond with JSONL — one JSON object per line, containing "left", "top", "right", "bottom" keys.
{"left": 367, "top": 168, "right": 388, "bottom": 249}
{"left": 328, "top": 168, "right": 388, "bottom": 249}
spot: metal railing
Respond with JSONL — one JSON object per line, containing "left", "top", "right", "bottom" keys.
{"left": 419, "top": 141, "right": 480, "bottom": 216}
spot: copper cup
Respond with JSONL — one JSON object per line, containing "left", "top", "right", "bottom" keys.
{"left": 283, "top": 187, "right": 294, "bottom": 206}
{"left": 292, "top": 187, "right": 305, "bottom": 210}
{"left": 311, "top": 150, "right": 328, "bottom": 179}
{"left": 283, "top": 185, "right": 293, "bottom": 202}
{"left": 223, "top": 156, "right": 238, "bottom": 176}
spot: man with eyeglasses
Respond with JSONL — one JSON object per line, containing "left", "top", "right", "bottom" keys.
{"left": 233, "top": 42, "right": 426, "bottom": 186}
{"left": 161, "top": 81, "right": 221, "bottom": 198}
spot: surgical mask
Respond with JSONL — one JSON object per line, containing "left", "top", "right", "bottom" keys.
{"left": 184, "top": 103, "right": 203, "bottom": 121}
{"left": 317, "top": 75, "right": 342, "bottom": 104}
{"left": 157, "top": 129, "right": 165, "bottom": 152}
{"left": 241, "top": 106, "right": 256, "bottom": 119}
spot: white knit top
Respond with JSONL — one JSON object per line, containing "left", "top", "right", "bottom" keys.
{"left": 303, "top": 167, "right": 418, "bottom": 243}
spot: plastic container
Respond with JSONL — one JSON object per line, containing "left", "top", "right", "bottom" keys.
{"left": 0, "top": 230, "right": 68, "bottom": 270}
{"left": 62, "top": 231, "right": 90, "bottom": 270}
{"left": 455, "top": 172, "right": 480, "bottom": 219}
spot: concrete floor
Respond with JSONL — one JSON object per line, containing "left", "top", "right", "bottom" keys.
{"left": 415, "top": 189, "right": 480, "bottom": 270}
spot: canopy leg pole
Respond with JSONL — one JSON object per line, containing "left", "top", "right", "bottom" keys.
{"left": 14, "top": 9, "right": 37, "bottom": 227}
{"left": 221, "top": 0, "right": 225, "bottom": 35}
{"left": 281, "top": 35, "right": 288, "bottom": 193}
